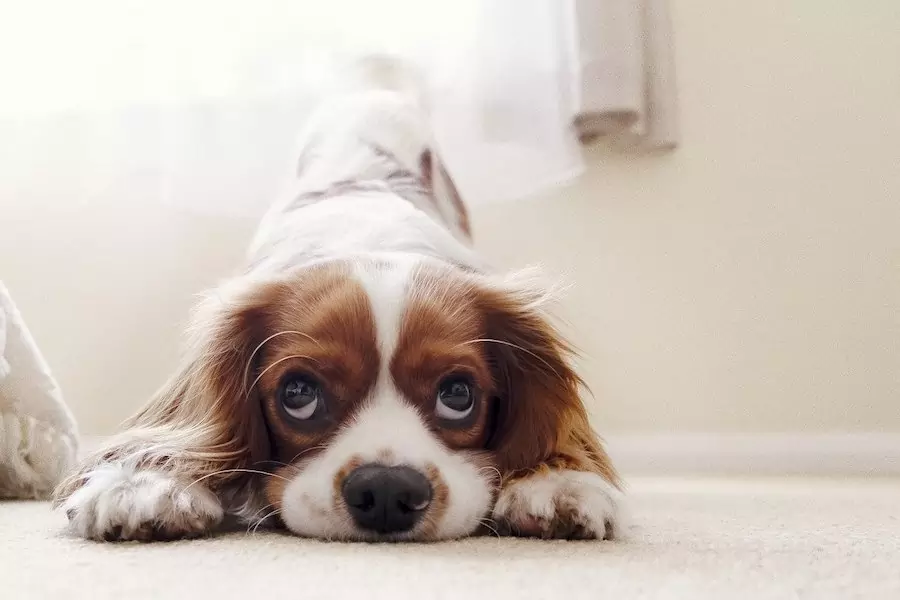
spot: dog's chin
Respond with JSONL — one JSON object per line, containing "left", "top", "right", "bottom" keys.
{"left": 278, "top": 512, "right": 479, "bottom": 543}
{"left": 326, "top": 528, "right": 430, "bottom": 544}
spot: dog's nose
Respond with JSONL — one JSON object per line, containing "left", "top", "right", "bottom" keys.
{"left": 341, "top": 465, "right": 432, "bottom": 534}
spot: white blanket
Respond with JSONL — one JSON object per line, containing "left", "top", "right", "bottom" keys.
{"left": 0, "top": 281, "right": 78, "bottom": 499}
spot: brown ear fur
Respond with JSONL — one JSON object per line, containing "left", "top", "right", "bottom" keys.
{"left": 479, "top": 276, "right": 619, "bottom": 487}
{"left": 54, "top": 276, "right": 278, "bottom": 504}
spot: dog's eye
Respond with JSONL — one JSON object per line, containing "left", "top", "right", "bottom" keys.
{"left": 280, "top": 375, "right": 322, "bottom": 420}
{"left": 435, "top": 378, "right": 475, "bottom": 421}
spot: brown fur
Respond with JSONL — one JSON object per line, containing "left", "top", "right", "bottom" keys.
{"left": 391, "top": 266, "right": 495, "bottom": 450}
{"left": 54, "top": 261, "right": 381, "bottom": 513}
{"left": 478, "top": 279, "right": 619, "bottom": 488}
{"left": 329, "top": 454, "right": 365, "bottom": 519}
{"left": 254, "top": 264, "right": 379, "bottom": 464}
{"left": 418, "top": 463, "right": 450, "bottom": 539}
{"left": 54, "top": 273, "right": 280, "bottom": 507}
{"left": 398, "top": 264, "right": 619, "bottom": 487}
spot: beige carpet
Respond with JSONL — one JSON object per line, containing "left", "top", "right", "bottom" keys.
{"left": 3, "top": 477, "right": 898, "bottom": 599}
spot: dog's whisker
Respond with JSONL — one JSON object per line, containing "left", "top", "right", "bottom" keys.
{"left": 455, "top": 338, "right": 563, "bottom": 379}
{"left": 183, "top": 468, "right": 290, "bottom": 493}
{"left": 242, "top": 330, "right": 323, "bottom": 396}
{"left": 478, "top": 465, "right": 502, "bottom": 484}
{"left": 245, "top": 503, "right": 277, "bottom": 533}
{"left": 252, "top": 459, "right": 302, "bottom": 475}
{"left": 246, "top": 354, "right": 319, "bottom": 398}
{"left": 289, "top": 444, "right": 330, "bottom": 464}
{"left": 251, "top": 509, "right": 283, "bottom": 534}
{"left": 479, "top": 518, "right": 501, "bottom": 538}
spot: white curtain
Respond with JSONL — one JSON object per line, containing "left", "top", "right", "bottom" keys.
{"left": 569, "top": 0, "right": 679, "bottom": 149}
{"left": 0, "top": 0, "right": 676, "bottom": 219}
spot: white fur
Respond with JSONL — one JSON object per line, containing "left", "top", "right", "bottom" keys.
{"left": 61, "top": 463, "right": 223, "bottom": 541}
{"left": 247, "top": 66, "right": 478, "bottom": 275}
{"left": 492, "top": 469, "right": 626, "bottom": 540}
{"left": 353, "top": 258, "right": 417, "bottom": 362}
{"left": 279, "top": 392, "right": 493, "bottom": 541}
{"left": 250, "top": 194, "right": 483, "bottom": 275}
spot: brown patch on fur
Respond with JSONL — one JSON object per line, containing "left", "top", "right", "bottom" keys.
{"left": 249, "top": 263, "right": 379, "bottom": 509}
{"left": 475, "top": 281, "right": 620, "bottom": 488}
{"left": 265, "top": 465, "right": 292, "bottom": 510}
{"left": 331, "top": 454, "right": 365, "bottom": 509}
{"left": 254, "top": 262, "right": 379, "bottom": 464}
{"left": 418, "top": 463, "right": 450, "bottom": 539}
{"left": 396, "top": 263, "right": 619, "bottom": 491}
{"left": 391, "top": 266, "right": 495, "bottom": 450}
{"left": 54, "top": 270, "right": 290, "bottom": 509}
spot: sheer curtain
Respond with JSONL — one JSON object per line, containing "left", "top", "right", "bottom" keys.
{"left": 1, "top": 0, "right": 591, "bottom": 218}
{"left": 0, "top": 0, "right": 581, "bottom": 216}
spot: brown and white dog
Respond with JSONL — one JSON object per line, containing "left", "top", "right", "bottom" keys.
{"left": 54, "top": 57, "right": 623, "bottom": 542}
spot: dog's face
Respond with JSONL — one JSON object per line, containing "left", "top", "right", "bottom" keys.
{"left": 204, "top": 256, "right": 585, "bottom": 541}
{"left": 255, "top": 259, "right": 496, "bottom": 541}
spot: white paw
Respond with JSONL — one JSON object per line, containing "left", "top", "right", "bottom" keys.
{"left": 60, "top": 464, "right": 223, "bottom": 541}
{"left": 492, "top": 469, "right": 624, "bottom": 540}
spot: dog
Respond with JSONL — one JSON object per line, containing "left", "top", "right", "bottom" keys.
{"left": 54, "top": 57, "right": 623, "bottom": 542}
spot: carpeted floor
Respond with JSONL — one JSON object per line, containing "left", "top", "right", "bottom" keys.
{"left": 2, "top": 477, "right": 898, "bottom": 599}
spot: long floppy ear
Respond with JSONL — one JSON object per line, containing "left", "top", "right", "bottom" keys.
{"left": 480, "top": 270, "right": 619, "bottom": 487}
{"left": 54, "top": 275, "right": 277, "bottom": 504}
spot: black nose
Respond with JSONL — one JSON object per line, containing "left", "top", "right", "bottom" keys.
{"left": 341, "top": 465, "right": 432, "bottom": 534}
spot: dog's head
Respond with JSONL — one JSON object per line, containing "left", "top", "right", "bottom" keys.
{"left": 163, "top": 257, "right": 596, "bottom": 541}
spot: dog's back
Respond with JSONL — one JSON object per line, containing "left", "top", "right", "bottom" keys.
{"left": 248, "top": 56, "right": 474, "bottom": 274}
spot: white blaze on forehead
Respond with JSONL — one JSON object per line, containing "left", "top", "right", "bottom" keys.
{"left": 335, "top": 392, "right": 435, "bottom": 464}
{"left": 352, "top": 257, "right": 418, "bottom": 369}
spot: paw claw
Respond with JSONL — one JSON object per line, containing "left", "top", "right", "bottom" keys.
{"left": 102, "top": 525, "right": 123, "bottom": 542}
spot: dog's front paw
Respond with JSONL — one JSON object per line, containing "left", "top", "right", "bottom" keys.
{"left": 60, "top": 464, "right": 223, "bottom": 541}
{"left": 492, "top": 469, "right": 624, "bottom": 540}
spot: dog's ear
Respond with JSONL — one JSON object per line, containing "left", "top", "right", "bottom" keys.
{"left": 420, "top": 149, "right": 471, "bottom": 238}
{"left": 54, "top": 275, "right": 280, "bottom": 504}
{"left": 126, "top": 276, "right": 277, "bottom": 465}
{"left": 477, "top": 272, "right": 619, "bottom": 485}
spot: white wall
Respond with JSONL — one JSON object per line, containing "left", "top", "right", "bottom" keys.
{"left": 2, "top": 0, "right": 899, "bottom": 436}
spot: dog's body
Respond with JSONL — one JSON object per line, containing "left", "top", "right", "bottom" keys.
{"left": 55, "top": 58, "right": 623, "bottom": 542}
